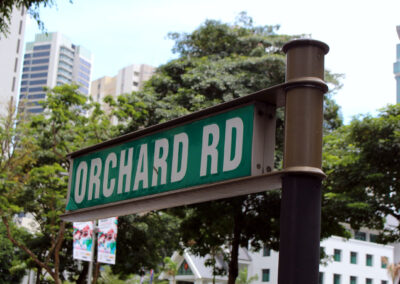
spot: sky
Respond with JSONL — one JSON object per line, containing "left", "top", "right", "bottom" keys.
{"left": 24, "top": 0, "right": 400, "bottom": 124}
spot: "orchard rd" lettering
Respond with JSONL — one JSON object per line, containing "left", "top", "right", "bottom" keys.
{"left": 66, "top": 104, "right": 254, "bottom": 211}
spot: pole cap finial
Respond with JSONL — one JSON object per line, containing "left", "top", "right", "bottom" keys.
{"left": 283, "top": 39, "right": 329, "bottom": 54}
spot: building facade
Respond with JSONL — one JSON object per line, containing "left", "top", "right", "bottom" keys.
{"left": 19, "top": 32, "right": 93, "bottom": 113}
{"left": 0, "top": 6, "right": 27, "bottom": 116}
{"left": 162, "top": 229, "right": 394, "bottom": 284}
{"left": 90, "top": 64, "right": 155, "bottom": 108}
{"left": 394, "top": 26, "right": 400, "bottom": 104}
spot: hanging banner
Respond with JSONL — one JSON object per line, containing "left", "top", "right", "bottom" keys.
{"left": 73, "top": 221, "right": 93, "bottom": 261}
{"left": 97, "top": 217, "right": 118, "bottom": 264}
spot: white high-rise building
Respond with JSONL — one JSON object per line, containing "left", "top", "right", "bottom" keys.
{"left": 115, "top": 64, "right": 155, "bottom": 95}
{"left": 90, "top": 64, "right": 155, "bottom": 108}
{"left": 19, "top": 32, "right": 93, "bottom": 113}
{"left": 0, "top": 6, "right": 27, "bottom": 116}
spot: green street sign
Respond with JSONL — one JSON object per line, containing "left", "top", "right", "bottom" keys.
{"left": 66, "top": 104, "right": 266, "bottom": 211}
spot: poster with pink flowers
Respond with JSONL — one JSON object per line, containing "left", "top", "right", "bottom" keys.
{"left": 73, "top": 221, "right": 93, "bottom": 261}
{"left": 97, "top": 217, "right": 118, "bottom": 264}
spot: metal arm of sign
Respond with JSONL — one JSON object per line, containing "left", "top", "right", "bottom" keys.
{"left": 66, "top": 78, "right": 327, "bottom": 160}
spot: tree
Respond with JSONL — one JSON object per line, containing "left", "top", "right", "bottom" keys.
{"left": 120, "top": 13, "right": 343, "bottom": 284}
{"left": 322, "top": 104, "right": 400, "bottom": 240}
{"left": 0, "top": 222, "right": 30, "bottom": 283}
{"left": 0, "top": 99, "right": 39, "bottom": 282}
{"left": 1, "top": 84, "right": 182, "bottom": 281}
{"left": 111, "top": 212, "right": 181, "bottom": 278}
{"left": 235, "top": 267, "right": 258, "bottom": 284}
{"left": 162, "top": 257, "right": 178, "bottom": 284}
{"left": 1, "top": 85, "right": 118, "bottom": 283}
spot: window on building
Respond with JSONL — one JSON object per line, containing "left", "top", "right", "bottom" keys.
{"left": 262, "top": 269, "right": 270, "bottom": 282}
{"left": 79, "top": 65, "right": 90, "bottom": 74}
{"left": 381, "top": 256, "right": 388, "bottom": 268}
{"left": 381, "top": 280, "right": 388, "bottom": 284}
{"left": 78, "top": 86, "right": 88, "bottom": 95}
{"left": 133, "top": 81, "right": 139, "bottom": 87}
{"left": 33, "top": 51, "right": 50, "bottom": 58}
{"left": 32, "top": 58, "right": 50, "bottom": 65}
{"left": 18, "top": 20, "right": 23, "bottom": 34}
{"left": 263, "top": 246, "right": 271, "bottom": 257}
{"left": 29, "top": 87, "right": 45, "bottom": 92}
{"left": 355, "top": 231, "right": 367, "bottom": 241}
{"left": 16, "top": 39, "right": 20, "bottom": 53}
{"left": 319, "top": 272, "right": 324, "bottom": 284}
{"left": 366, "top": 278, "right": 373, "bottom": 284}
{"left": 334, "top": 249, "right": 341, "bottom": 262}
{"left": 370, "top": 234, "right": 379, "bottom": 243}
{"left": 350, "top": 276, "right": 357, "bottom": 284}
{"left": 27, "top": 107, "right": 44, "bottom": 113}
{"left": 31, "top": 65, "right": 48, "bottom": 72}
{"left": 31, "top": 72, "right": 48, "bottom": 79}
{"left": 333, "top": 274, "right": 341, "bottom": 284}
{"left": 79, "top": 58, "right": 91, "bottom": 68}
{"left": 350, "top": 252, "right": 358, "bottom": 264}
{"left": 78, "top": 71, "right": 90, "bottom": 81}
{"left": 11, "top": 77, "right": 16, "bottom": 92}
{"left": 33, "top": 44, "right": 51, "bottom": 51}
{"left": 177, "top": 260, "right": 193, "bottom": 275}
{"left": 28, "top": 94, "right": 46, "bottom": 100}
{"left": 14, "top": 58, "right": 18, "bottom": 72}
{"left": 366, "top": 254, "right": 373, "bottom": 266}
{"left": 30, "top": 79, "right": 47, "bottom": 86}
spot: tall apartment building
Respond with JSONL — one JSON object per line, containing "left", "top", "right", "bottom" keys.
{"left": 394, "top": 25, "right": 400, "bottom": 104}
{"left": 19, "top": 32, "right": 93, "bottom": 113}
{"left": 0, "top": 6, "right": 27, "bottom": 116}
{"left": 91, "top": 64, "right": 155, "bottom": 107}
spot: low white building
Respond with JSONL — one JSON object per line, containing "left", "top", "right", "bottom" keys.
{"left": 162, "top": 230, "right": 394, "bottom": 284}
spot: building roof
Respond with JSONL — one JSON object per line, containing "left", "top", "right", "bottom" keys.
{"left": 161, "top": 247, "right": 252, "bottom": 281}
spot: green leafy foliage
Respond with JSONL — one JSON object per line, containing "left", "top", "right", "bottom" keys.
{"left": 235, "top": 266, "right": 258, "bottom": 284}
{"left": 0, "top": 222, "right": 30, "bottom": 283}
{"left": 0, "top": 85, "right": 120, "bottom": 283}
{"left": 112, "top": 212, "right": 181, "bottom": 278}
{"left": 322, "top": 104, "right": 400, "bottom": 240}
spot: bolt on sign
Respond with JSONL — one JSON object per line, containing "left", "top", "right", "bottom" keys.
{"left": 63, "top": 96, "right": 280, "bottom": 222}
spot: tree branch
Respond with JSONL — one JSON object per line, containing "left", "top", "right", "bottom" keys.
{"left": 2, "top": 216, "right": 58, "bottom": 281}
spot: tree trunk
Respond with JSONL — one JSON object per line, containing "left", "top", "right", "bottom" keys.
{"left": 76, "top": 262, "right": 89, "bottom": 284}
{"left": 93, "top": 262, "right": 101, "bottom": 283}
{"left": 35, "top": 267, "right": 41, "bottom": 284}
{"left": 228, "top": 208, "right": 242, "bottom": 284}
{"left": 2, "top": 216, "right": 60, "bottom": 282}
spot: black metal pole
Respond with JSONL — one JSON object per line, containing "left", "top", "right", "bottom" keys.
{"left": 278, "top": 175, "right": 322, "bottom": 284}
{"left": 278, "top": 39, "right": 329, "bottom": 284}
